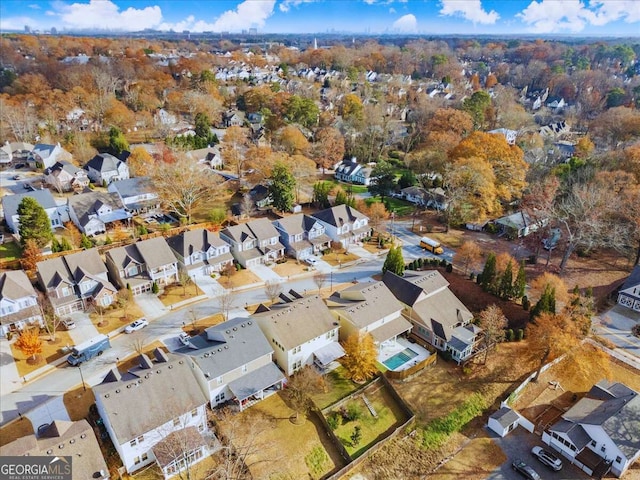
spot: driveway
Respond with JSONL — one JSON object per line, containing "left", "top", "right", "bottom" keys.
{"left": 66, "top": 312, "right": 100, "bottom": 346}
{"left": 134, "top": 293, "right": 168, "bottom": 319}
{"left": 193, "top": 273, "right": 227, "bottom": 298}
{"left": 487, "top": 427, "right": 590, "bottom": 480}
{"left": 251, "top": 264, "right": 283, "bottom": 283}
{"left": 593, "top": 305, "right": 640, "bottom": 360}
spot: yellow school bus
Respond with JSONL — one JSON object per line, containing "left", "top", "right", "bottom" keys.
{"left": 419, "top": 237, "right": 444, "bottom": 255}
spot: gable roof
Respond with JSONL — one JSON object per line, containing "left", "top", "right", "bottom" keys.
{"left": 328, "top": 281, "right": 403, "bottom": 329}
{"left": 382, "top": 270, "right": 451, "bottom": 307}
{"left": 44, "top": 160, "right": 84, "bottom": 177}
{"left": 37, "top": 256, "right": 74, "bottom": 290}
{"left": 94, "top": 351, "right": 207, "bottom": 444}
{"left": 413, "top": 288, "right": 474, "bottom": 341}
{"left": 2, "top": 190, "right": 59, "bottom": 220}
{"left": 105, "top": 243, "right": 144, "bottom": 270}
{"left": 275, "top": 214, "right": 321, "bottom": 237}
{"left": 67, "top": 191, "right": 127, "bottom": 226}
{"left": 619, "top": 265, "right": 640, "bottom": 298}
{"left": 177, "top": 317, "right": 273, "bottom": 379}
{"left": 221, "top": 217, "right": 280, "bottom": 243}
{"left": 312, "top": 205, "right": 368, "bottom": 228}
{"left": 0, "top": 270, "right": 37, "bottom": 301}
{"left": 108, "top": 177, "right": 154, "bottom": 198}
{"left": 167, "top": 228, "right": 227, "bottom": 257}
{"left": 62, "top": 249, "right": 110, "bottom": 285}
{"left": 0, "top": 420, "right": 108, "bottom": 480}
{"left": 253, "top": 295, "right": 337, "bottom": 350}
{"left": 135, "top": 237, "right": 178, "bottom": 269}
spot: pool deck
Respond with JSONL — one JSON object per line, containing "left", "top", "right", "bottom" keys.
{"left": 378, "top": 337, "right": 431, "bottom": 372}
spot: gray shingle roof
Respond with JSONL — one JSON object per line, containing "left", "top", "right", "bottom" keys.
{"left": 2, "top": 190, "right": 59, "bottom": 221}
{"left": 67, "top": 191, "right": 126, "bottom": 226}
{"left": 490, "top": 406, "right": 520, "bottom": 429}
{"left": 108, "top": 177, "right": 154, "bottom": 199}
{"left": 0, "top": 270, "right": 36, "bottom": 301}
{"left": 94, "top": 352, "right": 207, "bottom": 445}
{"left": 228, "top": 362, "right": 285, "bottom": 401}
{"left": 85, "top": 153, "right": 122, "bottom": 173}
{"left": 177, "top": 317, "right": 273, "bottom": 379}
{"left": 412, "top": 289, "right": 474, "bottom": 341}
{"left": 328, "top": 281, "right": 403, "bottom": 329}
{"left": 167, "top": 228, "right": 227, "bottom": 258}
{"left": 312, "top": 204, "right": 368, "bottom": 228}
{"left": 253, "top": 295, "right": 337, "bottom": 350}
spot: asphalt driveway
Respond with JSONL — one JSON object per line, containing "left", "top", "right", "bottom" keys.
{"left": 486, "top": 427, "right": 590, "bottom": 480}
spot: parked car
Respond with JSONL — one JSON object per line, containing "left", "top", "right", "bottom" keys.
{"left": 512, "top": 459, "right": 541, "bottom": 480}
{"left": 14, "top": 163, "right": 25, "bottom": 169}
{"left": 531, "top": 446, "right": 563, "bottom": 471}
{"left": 178, "top": 332, "right": 191, "bottom": 346}
{"left": 62, "top": 318, "right": 76, "bottom": 330}
{"left": 124, "top": 318, "right": 149, "bottom": 334}
{"left": 305, "top": 256, "right": 318, "bottom": 265}
{"left": 13, "top": 174, "right": 22, "bottom": 180}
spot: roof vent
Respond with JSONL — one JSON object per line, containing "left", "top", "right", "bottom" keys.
{"left": 127, "top": 384, "right": 132, "bottom": 389}
{"left": 224, "top": 345, "right": 229, "bottom": 349}
{"left": 144, "top": 374, "right": 150, "bottom": 379}
{"left": 248, "top": 321, "right": 252, "bottom": 325}
{"left": 233, "top": 327, "right": 237, "bottom": 331}
{"left": 178, "top": 360, "right": 184, "bottom": 364}
{"left": 115, "top": 389, "right": 121, "bottom": 393}
{"left": 226, "top": 330, "right": 231, "bottom": 334}
{"left": 47, "top": 449, "right": 53, "bottom": 454}
{"left": 168, "top": 365, "right": 173, "bottom": 369}
{"left": 80, "top": 434, "right": 86, "bottom": 439}
{"left": 156, "top": 370, "right": 161, "bottom": 374}
{"left": 69, "top": 439, "right": 75, "bottom": 444}
{"left": 241, "top": 323, "right": 245, "bottom": 327}
{"left": 105, "top": 394, "right": 110, "bottom": 398}
{"left": 59, "top": 444, "right": 64, "bottom": 449}
{"left": 218, "top": 348, "right": 222, "bottom": 352}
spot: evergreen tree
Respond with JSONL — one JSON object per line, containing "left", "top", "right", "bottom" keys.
{"left": 51, "top": 237, "right": 61, "bottom": 253}
{"left": 334, "top": 188, "right": 348, "bottom": 206}
{"left": 108, "top": 126, "right": 129, "bottom": 156}
{"left": 60, "top": 237, "right": 72, "bottom": 251}
{"left": 368, "top": 160, "right": 396, "bottom": 202}
{"left": 18, "top": 197, "right": 53, "bottom": 247}
{"left": 398, "top": 170, "right": 417, "bottom": 189}
{"left": 498, "top": 261, "right": 513, "bottom": 300}
{"left": 530, "top": 284, "right": 556, "bottom": 320}
{"left": 80, "top": 234, "right": 93, "bottom": 250}
{"left": 514, "top": 261, "right": 527, "bottom": 300}
{"left": 313, "top": 181, "right": 331, "bottom": 208}
{"left": 479, "top": 252, "right": 497, "bottom": 293}
{"left": 268, "top": 162, "right": 296, "bottom": 212}
{"left": 382, "top": 246, "right": 405, "bottom": 276}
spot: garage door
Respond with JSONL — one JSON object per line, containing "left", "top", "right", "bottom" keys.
{"left": 132, "top": 283, "right": 152, "bottom": 295}
{"left": 56, "top": 301, "right": 83, "bottom": 316}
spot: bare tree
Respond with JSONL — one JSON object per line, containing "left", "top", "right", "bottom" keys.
{"left": 240, "top": 193, "right": 257, "bottom": 219}
{"left": 283, "top": 366, "right": 328, "bottom": 423}
{"left": 264, "top": 280, "right": 282, "bottom": 304}
{"left": 117, "top": 288, "right": 133, "bottom": 321}
{"left": 129, "top": 338, "right": 145, "bottom": 356}
{"left": 38, "top": 293, "right": 60, "bottom": 342}
{"left": 477, "top": 304, "right": 508, "bottom": 364}
{"left": 313, "top": 272, "right": 327, "bottom": 295}
{"left": 217, "top": 291, "right": 235, "bottom": 322}
{"left": 178, "top": 270, "right": 193, "bottom": 296}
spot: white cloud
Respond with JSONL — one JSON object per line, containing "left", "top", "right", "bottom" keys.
{"left": 28, "top": 4, "right": 41, "bottom": 9}
{"left": 208, "top": 0, "right": 275, "bottom": 31}
{"left": 389, "top": 7, "right": 396, "bottom": 14}
{"left": 392, "top": 13, "right": 417, "bottom": 32}
{"left": 55, "top": 0, "right": 162, "bottom": 30}
{"left": 279, "top": 0, "right": 318, "bottom": 13}
{"left": 517, "top": 0, "right": 640, "bottom": 32}
{"left": 439, "top": 0, "right": 499, "bottom": 25}
{"left": 0, "top": 15, "right": 40, "bottom": 31}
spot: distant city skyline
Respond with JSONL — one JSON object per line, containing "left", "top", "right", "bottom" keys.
{"left": 2, "top": 0, "right": 640, "bottom": 37}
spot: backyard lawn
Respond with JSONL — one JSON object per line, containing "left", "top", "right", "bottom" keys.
{"left": 311, "top": 367, "right": 359, "bottom": 409}
{"left": 0, "top": 240, "right": 22, "bottom": 261}
{"left": 432, "top": 433, "right": 506, "bottom": 480}
{"left": 367, "top": 196, "right": 416, "bottom": 216}
{"left": 10, "top": 329, "right": 75, "bottom": 377}
{"left": 158, "top": 283, "right": 204, "bottom": 307}
{"left": 326, "top": 384, "right": 409, "bottom": 458}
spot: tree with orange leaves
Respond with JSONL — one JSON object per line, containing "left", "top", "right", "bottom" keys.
{"left": 15, "top": 328, "right": 43, "bottom": 363}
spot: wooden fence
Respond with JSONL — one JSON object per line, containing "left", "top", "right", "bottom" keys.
{"left": 385, "top": 353, "right": 437, "bottom": 380}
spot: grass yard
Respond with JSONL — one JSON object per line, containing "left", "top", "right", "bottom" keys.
{"left": 311, "top": 367, "right": 360, "bottom": 409}
{"left": 366, "top": 196, "right": 416, "bottom": 216}
{"left": 182, "top": 313, "right": 225, "bottom": 335}
{"left": 422, "top": 229, "right": 466, "bottom": 249}
{"left": 216, "top": 393, "right": 345, "bottom": 480}
{"left": 327, "top": 384, "right": 409, "bottom": 459}
{"left": 90, "top": 303, "right": 146, "bottom": 335}
{"left": 272, "top": 258, "right": 308, "bottom": 277}
{"left": 10, "top": 329, "right": 75, "bottom": 377}
{"left": 326, "top": 179, "right": 369, "bottom": 195}
{"left": 63, "top": 386, "right": 96, "bottom": 421}
{"left": 322, "top": 251, "right": 360, "bottom": 267}
{"left": 219, "top": 269, "right": 262, "bottom": 289}
{"left": 0, "top": 240, "right": 22, "bottom": 261}
{"left": 433, "top": 433, "right": 507, "bottom": 480}
{"left": 0, "top": 416, "right": 34, "bottom": 447}
{"left": 158, "top": 283, "right": 204, "bottom": 307}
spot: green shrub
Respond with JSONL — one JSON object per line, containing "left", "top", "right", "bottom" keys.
{"left": 326, "top": 412, "right": 340, "bottom": 430}
{"left": 469, "top": 272, "right": 475, "bottom": 281}
{"left": 516, "top": 329, "right": 524, "bottom": 341}
{"left": 151, "top": 282, "right": 159, "bottom": 294}
{"left": 422, "top": 393, "right": 488, "bottom": 449}
{"left": 351, "top": 425, "right": 362, "bottom": 446}
{"left": 506, "top": 329, "right": 514, "bottom": 342}
{"left": 346, "top": 403, "right": 362, "bottom": 422}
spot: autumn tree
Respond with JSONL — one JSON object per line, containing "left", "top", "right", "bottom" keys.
{"left": 341, "top": 94, "right": 364, "bottom": 124}
{"left": 178, "top": 270, "right": 193, "bottom": 296}
{"left": 359, "top": 201, "right": 389, "bottom": 231}
{"left": 313, "top": 182, "right": 332, "bottom": 209}
{"left": 455, "top": 241, "right": 481, "bottom": 275}
{"left": 340, "top": 334, "right": 378, "bottom": 383}
{"left": 151, "top": 155, "right": 222, "bottom": 224}
{"left": 127, "top": 146, "right": 155, "bottom": 177}
{"left": 264, "top": 280, "right": 282, "bottom": 304}
{"left": 21, "top": 239, "right": 43, "bottom": 272}
{"left": 240, "top": 193, "right": 257, "bottom": 219}
{"left": 38, "top": 293, "right": 60, "bottom": 342}
{"left": 313, "top": 127, "right": 345, "bottom": 173}
{"left": 117, "top": 288, "right": 133, "bottom": 321}
{"left": 268, "top": 162, "right": 296, "bottom": 212}
{"left": 284, "top": 366, "right": 327, "bottom": 422}
{"left": 478, "top": 304, "right": 508, "bottom": 364}
{"left": 221, "top": 126, "right": 248, "bottom": 181}
{"left": 15, "top": 328, "right": 43, "bottom": 363}
{"left": 18, "top": 197, "right": 53, "bottom": 247}
{"left": 276, "top": 125, "right": 309, "bottom": 156}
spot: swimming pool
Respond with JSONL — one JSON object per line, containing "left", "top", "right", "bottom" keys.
{"left": 383, "top": 347, "right": 419, "bottom": 370}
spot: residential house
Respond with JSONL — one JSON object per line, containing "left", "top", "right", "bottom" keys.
{"left": 253, "top": 295, "right": 343, "bottom": 375}
{"left": 37, "top": 249, "right": 117, "bottom": 316}
{"left": 68, "top": 191, "right": 131, "bottom": 236}
{"left": 249, "top": 184, "right": 273, "bottom": 209}
{"left": 0, "top": 270, "right": 44, "bottom": 337}
{"left": 28, "top": 143, "right": 71, "bottom": 169}
{"left": 617, "top": 265, "right": 640, "bottom": 313}
{"left": 401, "top": 186, "right": 429, "bottom": 207}
{"left": 155, "top": 108, "right": 177, "bottom": 126}
{"left": 494, "top": 210, "right": 546, "bottom": 239}
{"left": 105, "top": 237, "right": 178, "bottom": 295}
{"left": 185, "top": 145, "right": 223, "bottom": 169}
{"left": 44, "top": 161, "right": 89, "bottom": 192}
{"left": 0, "top": 142, "right": 12, "bottom": 168}
{"left": 167, "top": 228, "right": 234, "bottom": 278}
{"left": 273, "top": 214, "right": 332, "bottom": 260}
{"left": 540, "top": 121, "right": 569, "bottom": 137}
{"left": 489, "top": 128, "right": 518, "bottom": 145}
{"left": 382, "top": 270, "right": 478, "bottom": 363}
{"left": 0, "top": 420, "right": 109, "bottom": 480}
{"left": 2, "top": 190, "right": 68, "bottom": 233}
{"left": 425, "top": 187, "right": 448, "bottom": 211}
{"left": 334, "top": 157, "right": 373, "bottom": 186}
{"left": 9, "top": 141, "right": 35, "bottom": 165}
{"left": 222, "top": 110, "right": 245, "bottom": 127}
{"left": 84, "top": 153, "right": 129, "bottom": 185}
{"left": 94, "top": 349, "right": 211, "bottom": 476}
{"left": 107, "top": 177, "right": 160, "bottom": 215}
{"left": 312, "top": 205, "right": 371, "bottom": 248}
{"left": 177, "top": 317, "right": 285, "bottom": 411}
{"left": 326, "top": 281, "right": 412, "bottom": 351}
{"left": 542, "top": 380, "right": 640, "bottom": 478}
{"left": 219, "top": 218, "right": 285, "bottom": 268}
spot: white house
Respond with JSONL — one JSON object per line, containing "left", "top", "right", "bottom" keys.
{"left": 67, "top": 191, "right": 131, "bottom": 236}
{"left": 107, "top": 177, "right": 159, "bottom": 215}
{"left": 489, "top": 128, "right": 518, "bottom": 145}
{"left": 312, "top": 205, "right": 371, "bottom": 248}
{"left": 167, "top": 228, "right": 234, "bottom": 278}
{"left": 617, "top": 265, "right": 640, "bottom": 313}
{"left": 334, "top": 157, "right": 373, "bottom": 186}
{"left": 186, "top": 145, "right": 223, "bottom": 169}
{"left": 177, "top": 317, "right": 285, "bottom": 411}
{"left": 28, "top": 143, "right": 71, "bottom": 169}
{"left": 94, "top": 349, "right": 211, "bottom": 477}
{"left": 2, "top": 190, "right": 68, "bottom": 233}
{"left": 488, "top": 406, "right": 521, "bottom": 437}
{"left": 254, "top": 295, "right": 344, "bottom": 375}
{"left": 84, "top": 153, "right": 129, "bottom": 185}
{"left": 542, "top": 380, "right": 640, "bottom": 478}
{"left": 44, "top": 161, "right": 90, "bottom": 192}
{"left": 273, "top": 214, "right": 332, "bottom": 260}
{"left": 0, "top": 270, "right": 44, "bottom": 337}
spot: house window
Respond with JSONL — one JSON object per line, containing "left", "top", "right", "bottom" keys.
{"left": 127, "top": 266, "right": 139, "bottom": 277}
{"left": 137, "top": 435, "right": 144, "bottom": 444}
{"left": 141, "top": 453, "right": 148, "bottom": 462}
{"left": 130, "top": 439, "right": 137, "bottom": 447}
{"left": 173, "top": 418, "right": 180, "bottom": 427}
{"left": 134, "top": 456, "right": 140, "bottom": 465}
{"left": 615, "top": 456, "right": 622, "bottom": 464}
{"left": 216, "top": 376, "right": 223, "bottom": 385}
{"left": 191, "top": 408, "right": 198, "bottom": 417}
{"left": 61, "top": 287, "right": 73, "bottom": 297}
{"left": 215, "top": 392, "right": 225, "bottom": 403}
{"left": 591, "top": 440, "right": 596, "bottom": 447}
{"left": 601, "top": 445, "right": 606, "bottom": 452}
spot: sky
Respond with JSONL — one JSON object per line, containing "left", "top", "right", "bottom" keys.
{"left": 1, "top": 0, "right": 639, "bottom": 36}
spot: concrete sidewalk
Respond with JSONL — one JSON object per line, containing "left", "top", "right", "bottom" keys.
{"left": 0, "top": 338, "right": 22, "bottom": 394}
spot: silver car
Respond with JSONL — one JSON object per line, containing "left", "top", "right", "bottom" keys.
{"left": 531, "top": 446, "right": 563, "bottom": 471}
{"left": 124, "top": 318, "right": 149, "bottom": 333}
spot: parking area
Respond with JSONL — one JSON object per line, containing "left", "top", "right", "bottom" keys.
{"left": 487, "top": 427, "right": 590, "bottom": 480}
